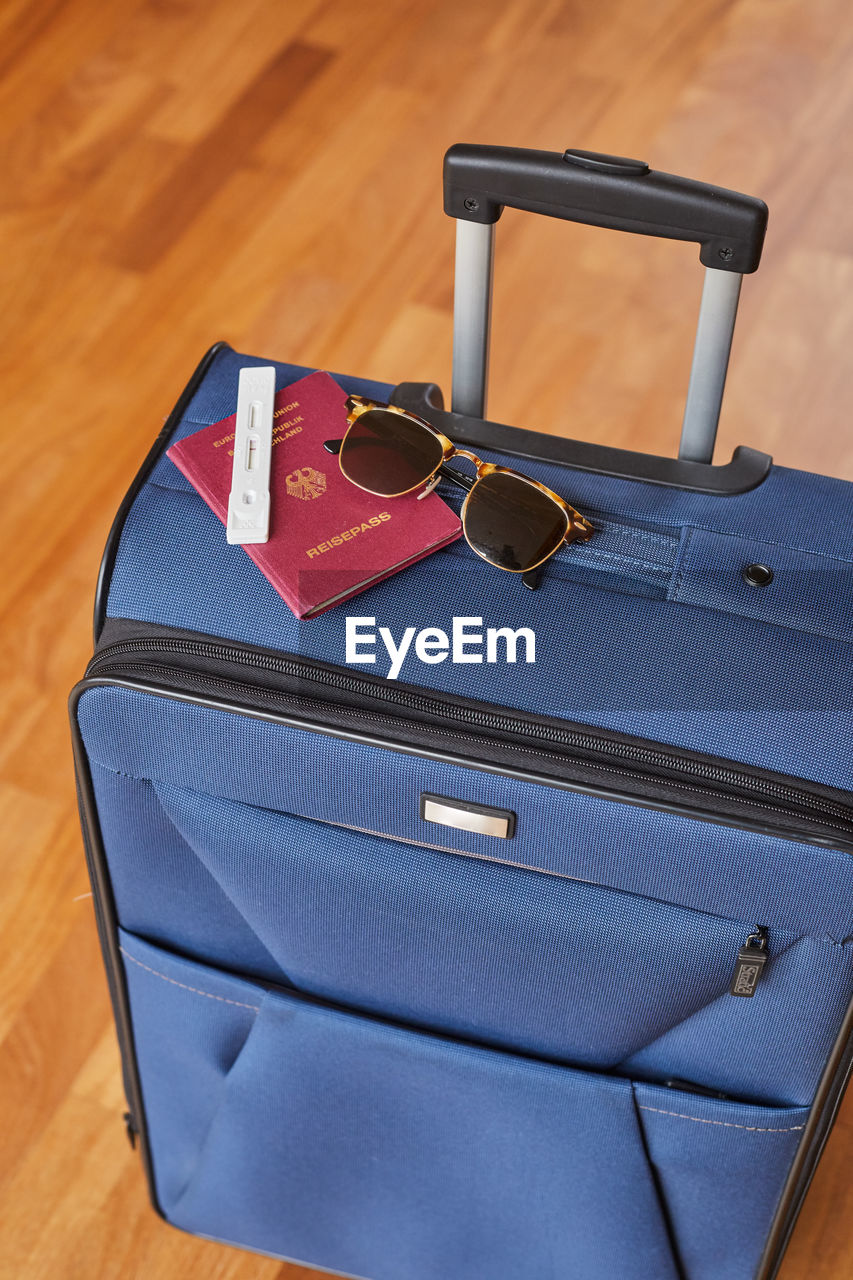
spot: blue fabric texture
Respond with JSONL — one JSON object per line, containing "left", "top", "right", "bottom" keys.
{"left": 632, "top": 1083, "right": 806, "bottom": 1280}
{"left": 76, "top": 345, "right": 853, "bottom": 1278}
{"left": 80, "top": 688, "right": 853, "bottom": 942}
{"left": 77, "top": 678, "right": 852, "bottom": 1278}
{"left": 79, "top": 688, "right": 853, "bottom": 1114}
{"left": 119, "top": 928, "right": 806, "bottom": 1280}
{"left": 104, "top": 345, "right": 853, "bottom": 790}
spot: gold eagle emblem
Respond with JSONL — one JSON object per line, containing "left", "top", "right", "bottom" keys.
{"left": 285, "top": 466, "right": 327, "bottom": 500}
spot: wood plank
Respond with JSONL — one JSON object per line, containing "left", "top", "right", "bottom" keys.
{"left": 1, "top": 1, "right": 851, "bottom": 1277}
{"left": 112, "top": 40, "right": 335, "bottom": 272}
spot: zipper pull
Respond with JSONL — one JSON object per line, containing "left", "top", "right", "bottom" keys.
{"left": 730, "top": 926, "right": 769, "bottom": 997}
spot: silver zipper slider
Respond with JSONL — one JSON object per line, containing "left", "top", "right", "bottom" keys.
{"left": 730, "top": 926, "right": 769, "bottom": 997}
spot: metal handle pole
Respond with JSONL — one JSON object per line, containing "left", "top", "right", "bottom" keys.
{"left": 679, "top": 267, "right": 743, "bottom": 463}
{"left": 451, "top": 219, "right": 495, "bottom": 419}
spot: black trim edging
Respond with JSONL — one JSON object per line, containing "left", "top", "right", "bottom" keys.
{"left": 68, "top": 682, "right": 165, "bottom": 1222}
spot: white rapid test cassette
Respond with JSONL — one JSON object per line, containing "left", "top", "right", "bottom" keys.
{"left": 226, "top": 365, "right": 276, "bottom": 544}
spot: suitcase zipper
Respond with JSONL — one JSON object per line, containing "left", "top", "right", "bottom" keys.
{"left": 84, "top": 634, "right": 853, "bottom": 852}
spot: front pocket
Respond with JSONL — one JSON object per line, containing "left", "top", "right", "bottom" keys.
{"left": 92, "top": 759, "right": 853, "bottom": 1107}
{"left": 145, "top": 780, "right": 778, "bottom": 1076}
{"left": 120, "top": 931, "right": 807, "bottom": 1280}
{"left": 633, "top": 1082, "right": 808, "bottom": 1280}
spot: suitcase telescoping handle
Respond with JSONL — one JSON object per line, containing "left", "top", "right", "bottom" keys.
{"left": 444, "top": 144, "right": 768, "bottom": 465}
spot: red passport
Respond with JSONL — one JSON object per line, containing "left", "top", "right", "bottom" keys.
{"left": 167, "top": 371, "right": 462, "bottom": 618}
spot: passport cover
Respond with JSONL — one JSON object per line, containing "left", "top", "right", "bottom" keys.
{"left": 167, "top": 370, "right": 463, "bottom": 618}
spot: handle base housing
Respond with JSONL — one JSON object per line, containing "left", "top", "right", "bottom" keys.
{"left": 391, "top": 382, "right": 771, "bottom": 496}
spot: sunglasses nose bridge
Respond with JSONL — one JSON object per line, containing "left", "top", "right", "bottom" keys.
{"left": 450, "top": 446, "right": 485, "bottom": 471}
{"left": 337, "top": 400, "right": 594, "bottom": 563}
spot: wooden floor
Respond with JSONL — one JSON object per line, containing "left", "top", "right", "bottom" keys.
{"left": 1, "top": 0, "right": 852, "bottom": 1276}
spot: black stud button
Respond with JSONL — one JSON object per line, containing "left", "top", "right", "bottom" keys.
{"left": 743, "top": 563, "right": 773, "bottom": 588}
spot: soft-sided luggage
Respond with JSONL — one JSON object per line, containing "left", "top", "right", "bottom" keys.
{"left": 71, "top": 146, "right": 853, "bottom": 1280}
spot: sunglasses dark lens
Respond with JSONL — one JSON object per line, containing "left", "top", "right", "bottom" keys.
{"left": 339, "top": 409, "right": 444, "bottom": 496}
{"left": 464, "top": 472, "right": 568, "bottom": 571}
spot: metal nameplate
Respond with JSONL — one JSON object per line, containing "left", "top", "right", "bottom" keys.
{"left": 420, "top": 793, "right": 516, "bottom": 839}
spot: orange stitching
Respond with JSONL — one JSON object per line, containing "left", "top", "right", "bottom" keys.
{"left": 120, "top": 947, "right": 261, "bottom": 1012}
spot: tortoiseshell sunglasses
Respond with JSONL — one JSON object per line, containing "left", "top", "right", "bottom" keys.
{"left": 324, "top": 396, "right": 593, "bottom": 586}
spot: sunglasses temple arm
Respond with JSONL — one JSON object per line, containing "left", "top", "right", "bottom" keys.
{"left": 522, "top": 563, "right": 545, "bottom": 591}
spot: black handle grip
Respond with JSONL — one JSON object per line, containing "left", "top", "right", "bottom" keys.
{"left": 444, "top": 144, "right": 768, "bottom": 273}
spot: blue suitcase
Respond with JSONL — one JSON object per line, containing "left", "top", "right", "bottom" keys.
{"left": 71, "top": 147, "right": 853, "bottom": 1280}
